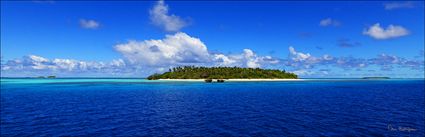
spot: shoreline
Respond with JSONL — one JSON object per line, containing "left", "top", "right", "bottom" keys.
{"left": 158, "top": 79, "right": 303, "bottom": 82}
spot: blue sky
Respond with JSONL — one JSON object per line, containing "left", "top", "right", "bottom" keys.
{"left": 1, "top": 1, "right": 424, "bottom": 78}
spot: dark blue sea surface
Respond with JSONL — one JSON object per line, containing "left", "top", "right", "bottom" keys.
{"left": 1, "top": 79, "right": 424, "bottom": 136}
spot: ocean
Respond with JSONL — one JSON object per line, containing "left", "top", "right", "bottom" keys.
{"left": 1, "top": 78, "right": 424, "bottom": 136}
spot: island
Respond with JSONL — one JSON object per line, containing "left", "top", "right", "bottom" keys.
{"left": 147, "top": 66, "right": 298, "bottom": 82}
{"left": 35, "top": 75, "right": 56, "bottom": 79}
{"left": 362, "top": 77, "right": 390, "bottom": 79}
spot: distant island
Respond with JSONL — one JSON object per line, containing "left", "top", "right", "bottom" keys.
{"left": 36, "top": 76, "right": 56, "bottom": 79}
{"left": 147, "top": 66, "right": 297, "bottom": 81}
{"left": 362, "top": 77, "right": 390, "bottom": 79}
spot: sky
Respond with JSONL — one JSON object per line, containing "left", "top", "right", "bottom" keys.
{"left": 1, "top": 0, "right": 424, "bottom": 78}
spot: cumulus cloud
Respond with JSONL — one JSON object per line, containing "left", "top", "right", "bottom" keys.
{"left": 213, "top": 54, "right": 236, "bottom": 66}
{"left": 212, "top": 50, "right": 279, "bottom": 68}
{"left": 150, "top": 0, "right": 187, "bottom": 32}
{"left": 283, "top": 46, "right": 424, "bottom": 74}
{"left": 286, "top": 46, "right": 328, "bottom": 69}
{"left": 1, "top": 55, "right": 139, "bottom": 77}
{"left": 363, "top": 23, "right": 409, "bottom": 40}
{"left": 79, "top": 19, "right": 100, "bottom": 29}
{"left": 289, "top": 46, "right": 311, "bottom": 61}
{"left": 243, "top": 49, "right": 260, "bottom": 68}
{"left": 368, "top": 54, "right": 424, "bottom": 71}
{"left": 115, "top": 32, "right": 209, "bottom": 66}
{"left": 384, "top": 1, "right": 415, "bottom": 10}
{"left": 114, "top": 32, "right": 279, "bottom": 69}
{"left": 319, "top": 18, "right": 340, "bottom": 27}
{"left": 1, "top": 55, "right": 124, "bottom": 71}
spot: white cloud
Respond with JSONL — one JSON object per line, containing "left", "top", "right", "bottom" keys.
{"left": 114, "top": 32, "right": 279, "bottom": 69}
{"left": 0, "top": 55, "right": 143, "bottom": 77}
{"left": 212, "top": 49, "right": 280, "bottom": 68}
{"left": 286, "top": 46, "right": 327, "bottom": 69}
{"left": 289, "top": 46, "right": 311, "bottom": 61}
{"left": 319, "top": 18, "right": 340, "bottom": 27}
{"left": 79, "top": 19, "right": 100, "bottom": 29}
{"left": 363, "top": 23, "right": 409, "bottom": 40}
{"left": 149, "top": 0, "right": 187, "bottom": 32}
{"left": 384, "top": 1, "right": 415, "bottom": 10}
{"left": 1, "top": 55, "right": 114, "bottom": 72}
{"left": 285, "top": 46, "right": 423, "bottom": 73}
{"left": 115, "top": 32, "right": 209, "bottom": 66}
{"left": 292, "top": 69, "right": 315, "bottom": 76}
{"left": 214, "top": 54, "right": 236, "bottom": 66}
{"left": 28, "top": 55, "right": 49, "bottom": 62}
{"left": 28, "top": 55, "right": 50, "bottom": 69}
{"left": 243, "top": 49, "right": 260, "bottom": 68}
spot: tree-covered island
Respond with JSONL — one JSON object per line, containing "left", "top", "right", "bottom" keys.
{"left": 147, "top": 66, "right": 298, "bottom": 80}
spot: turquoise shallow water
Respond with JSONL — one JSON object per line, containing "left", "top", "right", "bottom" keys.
{"left": 1, "top": 78, "right": 424, "bottom": 136}
{"left": 0, "top": 78, "right": 154, "bottom": 84}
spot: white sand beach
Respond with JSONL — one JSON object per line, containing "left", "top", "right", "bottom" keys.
{"left": 226, "top": 79, "right": 303, "bottom": 81}
{"left": 158, "top": 79, "right": 303, "bottom": 82}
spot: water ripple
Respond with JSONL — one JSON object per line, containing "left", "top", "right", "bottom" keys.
{"left": 1, "top": 80, "right": 424, "bottom": 136}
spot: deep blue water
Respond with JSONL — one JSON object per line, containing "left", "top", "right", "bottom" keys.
{"left": 1, "top": 79, "right": 424, "bottom": 136}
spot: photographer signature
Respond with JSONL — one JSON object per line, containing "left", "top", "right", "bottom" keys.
{"left": 388, "top": 124, "right": 417, "bottom": 132}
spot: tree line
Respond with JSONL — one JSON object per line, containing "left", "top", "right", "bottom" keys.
{"left": 147, "top": 66, "right": 298, "bottom": 80}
